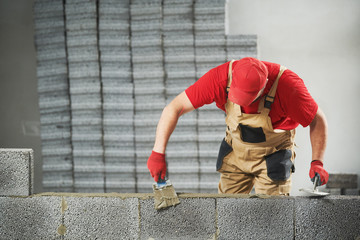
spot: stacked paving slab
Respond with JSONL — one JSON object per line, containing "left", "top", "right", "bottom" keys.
{"left": 35, "top": 0, "right": 258, "bottom": 193}
{"left": 194, "top": 0, "right": 227, "bottom": 192}
{"left": 226, "top": 34, "right": 258, "bottom": 60}
{"left": 130, "top": 0, "right": 165, "bottom": 192}
{"left": 65, "top": 0, "right": 104, "bottom": 192}
{"left": 163, "top": 0, "right": 199, "bottom": 192}
{"left": 34, "top": 0, "right": 73, "bottom": 192}
{"left": 99, "top": 0, "right": 136, "bottom": 193}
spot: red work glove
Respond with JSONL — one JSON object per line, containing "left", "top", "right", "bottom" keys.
{"left": 309, "top": 160, "right": 329, "bottom": 186}
{"left": 147, "top": 151, "right": 167, "bottom": 182}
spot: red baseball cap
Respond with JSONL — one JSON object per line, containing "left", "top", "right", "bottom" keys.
{"left": 228, "top": 57, "right": 268, "bottom": 106}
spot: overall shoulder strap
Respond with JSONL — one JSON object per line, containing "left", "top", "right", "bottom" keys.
{"left": 264, "top": 65, "right": 287, "bottom": 109}
{"left": 226, "top": 60, "right": 236, "bottom": 94}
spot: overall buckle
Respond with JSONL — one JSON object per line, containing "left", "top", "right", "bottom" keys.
{"left": 264, "top": 95, "right": 274, "bottom": 109}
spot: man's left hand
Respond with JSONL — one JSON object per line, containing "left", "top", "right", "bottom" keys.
{"left": 309, "top": 160, "right": 329, "bottom": 186}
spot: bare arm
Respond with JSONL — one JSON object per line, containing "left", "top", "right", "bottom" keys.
{"left": 153, "top": 91, "right": 195, "bottom": 154}
{"left": 309, "top": 107, "right": 328, "bottom": 162}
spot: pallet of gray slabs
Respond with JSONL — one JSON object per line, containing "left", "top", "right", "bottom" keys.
{"left": 165, "top": 112, "right": 199, "bottom": 192}
{"left": 34, "top": 0, "right": 74, "bottom": 192}
{"left": 226, "top": 35, "right": 258, "bottom": 61}
{"left": 162, "top": 1, "right": 193, "bottom": 34}
{"left": 98, "top": 0, "right": 134, "bottom": 193}
{"left": 198, "top": 108, "right": 225, "bottom": 193}
{"left": 134, "top": 115, "right": 162, "bottom": 193}
{"left": 65, "top": 0, "right": 105, "bottom": 192}
{"left": 102, "top": 100, "right": 135, "bottom": 193}
{"left": 194, "top": 35, "right": 226, "bottom": 72}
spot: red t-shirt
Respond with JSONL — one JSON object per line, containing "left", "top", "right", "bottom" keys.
{"left": 185, "top": 60, "right": 318, "bottom": 130}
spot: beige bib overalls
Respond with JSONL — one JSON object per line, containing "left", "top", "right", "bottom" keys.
{"left": 217, "top": 60, "right": 296, "bottom": 195}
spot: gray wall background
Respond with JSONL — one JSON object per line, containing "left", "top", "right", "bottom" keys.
{"left": 1, "top": 0, "right": 359, "bottom": 195}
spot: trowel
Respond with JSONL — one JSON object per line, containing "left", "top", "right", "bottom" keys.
{"left": 152, "top": 177, "right": 180, "bottom": 210}
{"left": 299, "top": 173, "right": 330, "bottom": 197}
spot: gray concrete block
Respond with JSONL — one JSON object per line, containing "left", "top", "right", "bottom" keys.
{"left": 295, "top": 196, "right": 360, "bottom": 239}
{"left": 67, "top": 30, "right": 97, "bottom": 47}
{"left": 34, "top": 0, "right": 63, "bottom": 14}
{"left": 37, "top": 75, "right": 68, "bottom": 92}
{"left": 63, "top": 197, "right": 139, "bottom": 239}
{"left": 99, "top": 20, "right": 130, "bottom": 31}
{"left": 36, "top": 62, "right": 67, "bottom": 78}
{"left": 130, "top": 20, "right": 162, "bottom": 31}
{"left": 36, "top": 46, "right": 66, "bottom": 62}
{"left": 326, "top": 173, "right": 358, "bottom": 189}
{"left": 217, "top": 198, "right": 294, "bottom": 240}
{"left": 39, "top": 98, "right": 69, "bottom": 110}
{"left": 0, "top": 196, "right": 62, "bottom": 239}
{"left": 345, "top": 188, "right": 359, "bottom": 195}
{"left": 226, "top": 34, "right": 257, "bottom": 46}
{"left": 163, "top": 34, "right": 194, "bottom": 47}
{"left": 68, "top": 62, "right": 100, "bottom": 78}
{"left": 140, "top": 198, "right": 216, "bottom": 240}
{"left": 67, "top": 46, "right": 99, "bottom": 62}
{"left": 42, "top": 145, "right": 72, "bottom": 157}
{"left": 43, "top": 170, "right": 73, "bottom": 189}
{"left": 34, "top": 15, "right": 64, "bottom": 30}
{"left": 35, "top": 31, "right": 65, "bottom": 46}
{"left": 0, "top": 149, "right": 34, "bottom": 196}
{"left": 99, "top": 32, "right": 130, "bottom": 46}
{"left": 132, "top": 35, "right": 161, "bottom": 47}
{"left": 100, "top": 48, "right": 131, "bottom": 63}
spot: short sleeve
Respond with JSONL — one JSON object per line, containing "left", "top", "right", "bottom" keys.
{"left": 185, "top": 65, "right": 227, "bottom": 110}
{"left": 278, "top": 70, "right": 318, "bottom": 127}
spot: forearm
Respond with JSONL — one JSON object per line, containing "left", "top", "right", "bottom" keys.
{"left": 153, "top": 105, "right": 181, "bottom": 154}
{"left": 309, "top": 107, "right": 328, "bottom": 162}
{"left": 152, "top": 91, "right": 195, "bottom": 154}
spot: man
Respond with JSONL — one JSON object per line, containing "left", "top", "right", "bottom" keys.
{"left": 147, "top": 57, "right": 329, "bottom": 195}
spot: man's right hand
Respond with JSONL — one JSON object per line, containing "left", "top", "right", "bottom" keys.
{"left": 147, "top": 151, "right": 167, "bottom": 182}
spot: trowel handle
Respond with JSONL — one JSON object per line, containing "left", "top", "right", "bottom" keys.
{"left": 157, "top": 175, "right": 166, "bottom": 184}
{"left": 313, "top": 173, "right": 320, "bottom": 190}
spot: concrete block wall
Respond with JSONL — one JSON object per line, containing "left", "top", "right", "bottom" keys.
{"left": 1, "top": 149, "right": 359, "bottom": 239}
{"left": 1, "top": 193, "right": 359, "bottom": 239}
{"left": 34, "top": 0, "right": 258, "bottom": 193}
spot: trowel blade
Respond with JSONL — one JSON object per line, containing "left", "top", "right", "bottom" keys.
{"left": 152, "top": 180, "right": 180, "bottom": 210}
{"left": 299, "top": 187, "right": 330, "bottom": 197}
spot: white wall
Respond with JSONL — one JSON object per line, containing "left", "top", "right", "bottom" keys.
{"left": 227, "top": 0, "right": 360, "bottom": 195}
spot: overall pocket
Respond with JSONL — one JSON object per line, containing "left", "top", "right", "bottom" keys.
{"left": 216, "top": 138, "right": 233, "bottom": 171}
{"left": 265, "top": 149, "right": 293, "bottom": 181}
{"left": 239, "top": 124, "right": 266, "bottom": 143}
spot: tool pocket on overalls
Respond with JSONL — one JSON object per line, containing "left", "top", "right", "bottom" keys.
{"left": 239, "top": 124, "right": 266, "bottom": 143}
{"left": 265, "top": 149, "right": 293, "bottom": 181}
{"left": 216, "top": 138, "right": 233, "bottom": 171}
